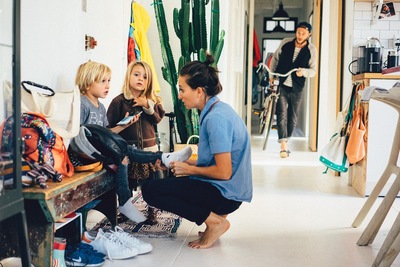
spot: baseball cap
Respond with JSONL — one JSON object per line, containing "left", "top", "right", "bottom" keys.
{"left": 296, "top": 22, "right": 312, "bottom": 32}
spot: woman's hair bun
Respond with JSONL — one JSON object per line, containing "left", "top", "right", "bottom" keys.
{"left": 204, "top": 54, "right": 215, "bottom": 66}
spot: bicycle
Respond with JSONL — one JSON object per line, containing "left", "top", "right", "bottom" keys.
{"left": 256, "top": 63, "right": 298, "bottom": 150}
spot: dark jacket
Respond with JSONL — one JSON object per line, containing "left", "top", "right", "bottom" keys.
{"left": 107, "top": 93, "right": 165, "bottom": 148}
{"left": 275, "top": 38, "right": 314, "bottom": 92}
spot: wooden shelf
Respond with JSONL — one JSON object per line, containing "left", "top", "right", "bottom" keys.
{"left": 353, "top": 72, "right": 400, "bottom": 81}
{"left": 354, "top": 0, "right": 400, "bottom": 2}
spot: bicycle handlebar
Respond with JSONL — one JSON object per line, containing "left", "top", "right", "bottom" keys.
{"left": 256, "top": 63, "right": 298, "bottom": 78}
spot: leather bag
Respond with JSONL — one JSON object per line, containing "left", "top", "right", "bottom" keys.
{"left": 346, "top": 106, "right": 366, "bottom": 164}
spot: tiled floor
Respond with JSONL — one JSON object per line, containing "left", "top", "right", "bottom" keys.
{"left": 86, "top": 131, "right": 400, "bottom": 267}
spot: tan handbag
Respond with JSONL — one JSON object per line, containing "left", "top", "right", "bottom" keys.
{"left": 174, "top": 135, "right": 199, "bottom": 160}
{"left": 346, "top": 106, "right": 366, "bottom": 164}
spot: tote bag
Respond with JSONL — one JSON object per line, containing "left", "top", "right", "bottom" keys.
{"left": 319, "top": 132, "right": 349, "bottom": 173}
{"left": 319, "top": 83, "right": 361, "bottom": 173}
{"left": 21, "top": 81, "right": 80, "bottom": 140}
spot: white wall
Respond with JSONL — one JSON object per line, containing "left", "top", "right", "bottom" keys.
{"left": 20, "top": 0, "right": 246, "bottom": 137}
{"left": 352, "top": 1, "right": 400, "bottom": 72}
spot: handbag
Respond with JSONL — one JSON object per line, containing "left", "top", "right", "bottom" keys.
{"left": 319, "top": 126, "right": 350, "bottom": 173}
{"left": 174, "top": 135, "right": 199, "bottom": 160}
{"left": 346, "top": 105, "right": 366, "bottom": 164}
{"left": 319, "top": 83, "right": 361, "bottom": 173}
{"left": 21, "top": 81, "right": 80, "bottom": 139}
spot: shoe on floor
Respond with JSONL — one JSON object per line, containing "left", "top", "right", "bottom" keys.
{"left": 280, "top": 150, "right": 290, "bottom": 158}
{"left": 162, "top": 146, "right": 192, "bottom": 167}
{"left": 110, "top": 226, "right": 153, "bottom": 254}
{"left": 119, "top": 197, "right": 146, "bottom": 223}
{"left": 81, "top": 229, "right": 139, "bottom": 260}
{"left": 65, "top": 243, "right": 105, "bottom": 267}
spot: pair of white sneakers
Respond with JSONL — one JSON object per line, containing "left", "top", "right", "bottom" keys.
{"left": 82, "top": 227, "right": 153, "bottom": 261}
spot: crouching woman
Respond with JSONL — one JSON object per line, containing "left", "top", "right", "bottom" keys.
{"left": 142, "top": 54, "right": 253, "bottom": 249}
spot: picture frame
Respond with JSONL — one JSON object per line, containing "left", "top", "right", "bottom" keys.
{"left": 378, "top": 2, "right": 396, "bottom": 19}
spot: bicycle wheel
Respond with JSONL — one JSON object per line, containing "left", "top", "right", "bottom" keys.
{"left": 262, "top": 96, "right": 276, "bottom": 150}
{"left": 259, "top": 95, "right": 272, "bottom": 134}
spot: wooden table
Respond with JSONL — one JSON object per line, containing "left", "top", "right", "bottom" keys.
{"left": 23, "top": 169, "right": 116, "bottom": 267}
{"left": 350, "top": 72, "right": 400, "bottom": 196}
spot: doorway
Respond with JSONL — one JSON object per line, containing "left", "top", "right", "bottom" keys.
{"left": 249, "top": 0, "right": 321, "bottom": 152}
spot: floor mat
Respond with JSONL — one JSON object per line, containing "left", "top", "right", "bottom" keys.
{"left": 91, "top": 192, "right": 182, "bottom": 239}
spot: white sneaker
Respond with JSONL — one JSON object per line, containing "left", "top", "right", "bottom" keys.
{"left": 110, "top": 226, "right": 153, "bottom": 254}
{"left": 119, "top": 198, "right": 146, "bottom": 223}
{"left": 162, "top": 146, "right": 192, "bottom": 167}
{"left": 81, "top": 229, "right": 139, "bottom": 260}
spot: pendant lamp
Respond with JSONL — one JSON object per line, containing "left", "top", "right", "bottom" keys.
{"left": 272, "top": 23, "right": 286, "bottom": 32}
{"left": 272, "top": 1, "right": 289, "bottom": 21}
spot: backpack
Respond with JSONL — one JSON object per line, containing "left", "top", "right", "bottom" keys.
{"left": 69, "top": 124, "right": 128, "bottom": 165}
{"left": 0, "top": 112, "right": 74, "bottom": 177}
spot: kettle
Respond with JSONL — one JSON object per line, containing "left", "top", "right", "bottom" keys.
{"left": 365, "top": 37, "right": 382, "bottom": 73}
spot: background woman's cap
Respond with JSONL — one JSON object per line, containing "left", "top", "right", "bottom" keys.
{"left": 297, "top": 22, "right": 312, "bottom": 32}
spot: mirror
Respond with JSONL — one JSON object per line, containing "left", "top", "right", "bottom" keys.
{"left": 0, "top": 0, "right": 19, "bottom": 195}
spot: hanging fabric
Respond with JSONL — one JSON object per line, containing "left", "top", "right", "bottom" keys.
{"left": 128, "top": 1, "right": 161, "bottom": 92}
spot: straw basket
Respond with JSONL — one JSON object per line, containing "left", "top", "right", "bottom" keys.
{"left": 174, "top": 135, "right": 199, "bottom": 160}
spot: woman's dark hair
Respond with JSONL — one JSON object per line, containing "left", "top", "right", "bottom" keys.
{"left": 179, "top": 54, "right": 223, "bottom": 96}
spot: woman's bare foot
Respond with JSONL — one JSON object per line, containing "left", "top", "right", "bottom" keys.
{"left": 198, "top": 215, "right": 228, "bottom": 236}
{"left": 189, "top": 212, "right": 230, "bottom": 249}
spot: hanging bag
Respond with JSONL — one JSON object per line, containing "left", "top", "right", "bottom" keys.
{"left": 319, "top": 83, "right": 361, "bottom": 173}
{"left": 174, "top": 135, "right": 199, "bottom": 160}
{"left": 346, "top": 105, "right": 366, "bottom": 164}
{"left": 21, "top": 81, "right": 80, "bottom": 139}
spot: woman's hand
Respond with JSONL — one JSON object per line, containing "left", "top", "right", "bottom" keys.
{"left": 170, "top": 161, "right": 191, "bottom": 176}
{"left": 170, "top": 152, "right": 232, "bottom": 180}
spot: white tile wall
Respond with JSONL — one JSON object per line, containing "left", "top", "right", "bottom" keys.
{"left": 352, "top": 1, "right": 400, "bottom": 73}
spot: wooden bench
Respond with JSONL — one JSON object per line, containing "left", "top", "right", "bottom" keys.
{"left": 22, "top": 169, "right": 117, "bottom": 267}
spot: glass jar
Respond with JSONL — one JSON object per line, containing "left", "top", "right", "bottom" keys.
{"left": 157, "top": 132, "right": 170, "bottom": 153}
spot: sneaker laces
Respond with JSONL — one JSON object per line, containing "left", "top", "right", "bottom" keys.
{"left": 102, "top": 231, "right": 131, "bottom": 261}
{"left": 111, "top": 226, "right": 141, "bottom": 247}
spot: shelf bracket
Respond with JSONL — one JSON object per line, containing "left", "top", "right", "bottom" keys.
{"left": 371, "top": 0, "right": 383, "bottom": 25}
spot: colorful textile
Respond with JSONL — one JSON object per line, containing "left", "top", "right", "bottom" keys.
{"left": 128, "top": 1, "right": 161, "bottom": 92}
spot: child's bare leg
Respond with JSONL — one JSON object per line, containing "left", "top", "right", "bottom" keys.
{"left": 198, "top": 214, "right": 227, "bottom": 236}
{"left": 189, "top": 212, "right": 230, "bottom": 249}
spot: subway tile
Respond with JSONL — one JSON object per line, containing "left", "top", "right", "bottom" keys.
{"left": 362, "top": 11, "right": 373, "bottom": 20}
{"left": 354, "top": 2, "right": 373, "bottom": 11}
{"left": 353, "top": 20, "right": 372, "bottom": 30}
{"left": 380, "top": 30, "right": 400, "bottom": 40}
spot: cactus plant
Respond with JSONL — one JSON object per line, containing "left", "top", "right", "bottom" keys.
{"left": 153, "top": 0, "right": 224, "bottom": 143}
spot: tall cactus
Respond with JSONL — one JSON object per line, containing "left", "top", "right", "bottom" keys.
{"left": 153, "top": 0, "right": 224, "bottom": 143}
{"left": 153, "top": 0, "right": 188, "bottom": 142}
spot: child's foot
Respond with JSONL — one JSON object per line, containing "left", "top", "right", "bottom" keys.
{"left": 162, "top": 146, "right": 192, "bottom": 167}
{"left": 119, "top": 198, "right": 146, "bottom": 223}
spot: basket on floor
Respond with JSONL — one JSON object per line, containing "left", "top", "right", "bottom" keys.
{"left": 174, "top": 135, "right": 199, "bottom": 160}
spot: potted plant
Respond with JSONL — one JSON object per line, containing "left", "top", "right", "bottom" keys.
{"left": 153, "top": 0, "right": 224, "bottom": 143}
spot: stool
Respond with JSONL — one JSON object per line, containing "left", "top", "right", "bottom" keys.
{"left": 351, "top": 97, "right": 400, "bottom": 266}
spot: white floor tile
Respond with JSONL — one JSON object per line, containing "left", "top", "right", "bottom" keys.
{"left": 84, "top": 136, "right": 400, "bottom": 267}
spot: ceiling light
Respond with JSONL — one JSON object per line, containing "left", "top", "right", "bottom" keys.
{"left": 272, "top": 1, "right": 289, "bottom": 21}
{"left": 273, "top": 23, "right": 286, "bottom": 32}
